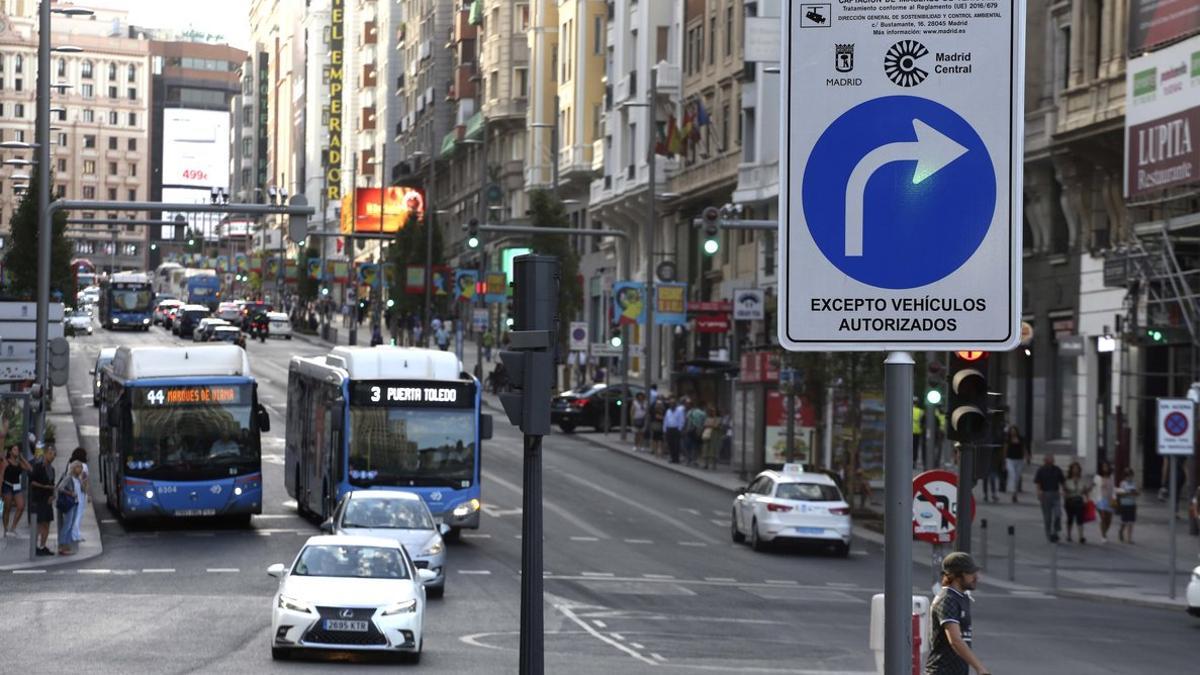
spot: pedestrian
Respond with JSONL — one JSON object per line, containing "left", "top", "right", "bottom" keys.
{"left": 68, "top": 447, "right": 89, "bottom": 543}
{"left": 435, "top": 325, "right": 450, "bottom": 351}
{"left": 1002, "top": 423, "right": 1025, "bottom": 503}
{"left": 631, "top": 393, "right": 647, "bottom": 452}
{"left": 701, "top": 405, "right": 721, "bottom": 470}
{"left": 926, "top": 552, "right": 991, "bottom": 675}
{"left": 1062, "top": 461, "right": 1091, "bottom": 543}
{"left": 1093, "top": 460, "right": 1116, "bottom": 543}
{"left": 1116, "top": 467, "right": 1139, "bottom": 544}
{"left": 2, "top": 444, "right": 32, "bottom": 536}
{"left": 1034, "top": 453, "right": 1065, "bottom": 542}
{"left": 684, "top": 399, "right": 707, "bottom": 467}
{"left": 912, "top": 397, "right": 926, "bottom": 470}
{"left": 55, "top": 461, "right": 83, "bottom": 556}
{"left": 647, "top": 384, "right": 659, "bottom": 408}
{"left": 650, "top": 399, "right": 666, "bottom": 458}
{"left": 664, "top": 397, "right": 686, "bottom": 464}
{"left": 28, "top": 445, "right": 57, "bottom": 556}
{"left": 482, "top": 330, "right": 495, "bottom": 362}
{"left": 370, "top": 325, "right": 383, "bottom": 346}
{"left": 981, "top": 442, "right": 1002, "bottom": 503}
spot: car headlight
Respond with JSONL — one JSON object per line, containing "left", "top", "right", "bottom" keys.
{"left": 278, "top": 594, "right": 316, "bottom": 614}
{"left": 381, "top": 599, "right": 417, "bottom": 616}
{"left": 112, "top": 317, "right": 120, "bottom": 324}
{"left": 422, "top": 539, "right": 444, "bottom": 557}
{"left": 452, "top": 498, "right": 481, "bottom": 518}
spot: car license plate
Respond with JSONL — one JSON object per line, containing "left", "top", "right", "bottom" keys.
{"left": 324, "top": 619, "right": 368, "bottom": 632}
{"left": 173, "top": 509, "right": 217, "bottom": 517}
{"left": 794, "top": 527, "right": 824, "bottom": 535}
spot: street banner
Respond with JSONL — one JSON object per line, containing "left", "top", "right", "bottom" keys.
{"left": 1124, "top": 35, "right": 1200, "bottom": 198}
{"left": 612, "top": 281, "right": 646, "bottom": 326}
{"left": 764, "top": 390, "right": 818, "bottom": 465}
{"left": 266, "top": 257, "right": 281, "bottom": 279}
{"left": 569, "top": 322, "right": 589, "bottom": 351}
{"left": 285, "top": 260, "right": 299, "bottom": 282}
{"left": 431, "top": 266, "right": 453, "bottom": 297}
{"left": 405, "top": 265, "right": 425, "bottom": 294}
{"left": 358, "top": 263, "right": 381, "bottom": 287}
{"left": 216, "top": 256, "right": 230, "bottom": 273}
{"left": 655, "top": 282, "right": 687, "bottom": 325}
{"left": 250, "top": 254, "right": 263, "bottom": 273}
{"left": 235, "top": 253, "right": 248, "bottom": 273}
{"left": 485, "top": 272, "right": 507, "bottom": 303}
{"left": 779, "top": 1, "right": 1024, "bottom": 351}
{"left": 307, "top": 258, "right": 322, "bottom": 280}
{"left": 1157, "top": 398, "right": 1195, "bottom": 455}
{"left": 455, "top": 269, "right": 479, "bottom": 302}
{"left": 328, "top": 261, "right": 350, "bottom": 284}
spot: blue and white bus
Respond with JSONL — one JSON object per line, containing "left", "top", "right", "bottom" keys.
{"left": 285, "top": 347, "right": 493, "bottom": 537}
{"left": 184, "top": 270, "right": 221, "bottom": 308}
{"left": 99, "top": 272, "right": 154, "bottom": 330}
{"left": 99, "top": 345, "right": 270, "bottom": 523}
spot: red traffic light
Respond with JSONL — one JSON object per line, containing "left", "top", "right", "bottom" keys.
{"left": 955, "top": 350, "right": 986, "bottom": 362}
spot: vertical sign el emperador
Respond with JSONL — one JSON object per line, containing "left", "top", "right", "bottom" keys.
{"left": 325, "top": 0, "right": 344, "bottom": 202}
{"left": 778, "top": 1, "right": 1025, "bottom": 351}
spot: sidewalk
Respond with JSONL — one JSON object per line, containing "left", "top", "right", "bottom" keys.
{"left": 0, "top": 392, "right": 104, "bottom": 571}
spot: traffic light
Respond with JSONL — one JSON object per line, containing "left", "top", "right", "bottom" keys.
{"left": 926, "top": 359, "right": 945, "bottom": 406}
{"left": 947, "top": 350, "right": 989, "bottom": 442}
{"left": 466, "top": 218, "right": 480, "bottom": 249}
{"left": 701, "top": 206, "right": 720, "bottom": 256}
{"left": 497, "top": 255, "right": 560, "bottom": 435}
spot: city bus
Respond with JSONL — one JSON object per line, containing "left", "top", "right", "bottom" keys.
{"left": 183, "top": 269, "right": 221, "bottom": 308}
{"left": 153, "top": 262, "right": 182, "bottom": 298}
{"left": 285, "top": 346, "right": 493, "bottom": 537}
{"left": 98, "top": 345, "right": 271, "bottom": 523}
{"left": 99, "top": 271, "right": 155, "bottom": 330}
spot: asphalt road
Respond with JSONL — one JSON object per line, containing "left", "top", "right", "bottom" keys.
{"left": 0, "top": 325, "right": 1195, "bottom": 674}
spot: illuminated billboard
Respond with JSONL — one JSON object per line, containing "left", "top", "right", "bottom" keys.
{"left": 339, "top": 187, "right": 426, "bottom": 234}
{"left": 161, "top": 108, "right": 231, "bottom": 190}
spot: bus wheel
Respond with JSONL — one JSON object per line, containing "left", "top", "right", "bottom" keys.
{"left": 226, "top": 514, "right": 252, "bottom": 528}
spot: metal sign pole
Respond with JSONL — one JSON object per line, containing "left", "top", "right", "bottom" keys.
{"left": 1168, "top": 454, "right": 1178, "bottom": 599}
{"left": 884, "top": 351, "right": 914, "bottom": 675}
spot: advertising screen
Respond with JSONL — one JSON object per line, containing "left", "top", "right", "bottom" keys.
{"left": 162, "top": 109, "right": 231, "bottom": 190}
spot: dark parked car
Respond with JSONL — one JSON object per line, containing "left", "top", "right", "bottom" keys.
{"left": 173, "top": 305, "right": 211, "bottom": 338}
{"left": 550, "top": 383, "right": 645, "bottom": 433}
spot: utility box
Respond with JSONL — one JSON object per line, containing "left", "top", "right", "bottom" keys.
{"left": 869, "top": 594, "right": 930, "bottom": 675}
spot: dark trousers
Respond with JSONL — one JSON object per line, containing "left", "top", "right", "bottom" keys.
{"left": 913, "top": 433, "right": 925, "bottom": 469}
{"left": 665, "top": 428, "right": 682, "bottom": 464}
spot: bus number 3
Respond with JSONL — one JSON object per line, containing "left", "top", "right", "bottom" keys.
{"left": 370, "top": 386, "right": 381, "bottom": 402}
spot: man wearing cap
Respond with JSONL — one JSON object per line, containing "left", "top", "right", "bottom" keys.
{"left": 927, "top": 552, "right": 990, "bottom": 675}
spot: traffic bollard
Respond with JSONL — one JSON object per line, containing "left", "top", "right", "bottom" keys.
{"left": 911, "top": 613, "right": 922, "bottom": 675}
{"left": 1007, "top": 525, "right": 1015, "bottom": 582}
{"left": 979, "top": 519, "right": 988, "bottom": 570}
{"left": 1049, "top": 537, "right": 1058, "bottom": 590}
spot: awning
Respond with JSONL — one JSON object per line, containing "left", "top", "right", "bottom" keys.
{"left": 464, "top": 111, "right": 484, "bottom": 141}
{"left": 439, "top": 130, "right": 459, "bottom": 158}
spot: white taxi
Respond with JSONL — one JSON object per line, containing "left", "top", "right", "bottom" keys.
{"left": 731, "top": 464, "right": 852, "bottom": 556}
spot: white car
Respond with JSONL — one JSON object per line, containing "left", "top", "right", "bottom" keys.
{"left": 65, "top": 309, "right": 93, "bottom": 336}
{"left": 323, "top": 490, "right": 449, "bottom": 598}
{"left": 1188, "top": 565, "right": 1200, "bottom": 617}
{"left": 217, "top": 301, "right": 243, "bottom": 322}
{"left": 193, "top": 317, "right": 231, "bottom": 342}
{"left": 267, "top": 311, "right": 293, "bottom": 339}
{"left": 731, "top": 464, "right": 852, "bottom": 556}
{"left": 268, "top": 535, "right": 434, "bottom": 662}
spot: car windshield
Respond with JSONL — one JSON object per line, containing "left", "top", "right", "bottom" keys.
{"left": 342, "top": 497, "right": 434, "bottom": 530}
{"left": 292, "top": 544, "right": 410, "bottom": 579}
{"left": 775, "top": 483, "right": 842, "bottom": 502}
{"left": 348, "top": 408, "right": 476, "bottom": 489}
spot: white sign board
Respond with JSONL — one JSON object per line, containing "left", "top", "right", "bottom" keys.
{"left": 1157, "top": 398, "right": 1194, "bottom": 456}
{"left": 1124, "top": 35, "right": 1200, "bottom": 198}
{"left": 779, "top": 1, "right": 1025, "bottom": 351}
{"left": 569, "top": 321, "right": 589, "bottom": 351}
{"left": 161, "top": 108, "right": 232, "bottom": 190}
{"left": 733, "top": 289, "right": 765, "bottom": 321}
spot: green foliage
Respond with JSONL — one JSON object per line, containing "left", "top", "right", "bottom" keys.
{"left": 3, "top": 173, "right": 72, "bottom": 300}
{"left": 526, "top": 190, "right": 583, "bottom": 348}
{"left": 296, "top": 244, "right": 319, "bottom": 303}
{"left": 383, "top": 210, "right": 447, "bottom": 322}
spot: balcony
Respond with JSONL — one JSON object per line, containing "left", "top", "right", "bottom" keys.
{"left": 559, "top": 144, "right": 594, "bottom": 181}
{"left": 418, "top": 39, "right": 432, "bottom": 62}
{"left": 361, "top": 106, "right": 377, "bottom": 131}
{"left": 453, "top": 9, "right": 477, "bottom": 42}
{"left": 452, "top": 64, "right": 476, "bottom": 101}
{"left": 591, "top": 138, "right": 604, "bottom": 172}
{"left": 615, "top": 73, "right": 633, "bottom": 104}
{"left": 360, "top": 63, "right": 377, "bottom": 89}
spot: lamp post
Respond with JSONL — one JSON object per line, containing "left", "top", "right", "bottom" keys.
{"left": 36, "top": 2, "right": 95, "bottom": 442}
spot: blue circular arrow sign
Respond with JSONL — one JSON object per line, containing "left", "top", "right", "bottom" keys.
{"left": 802, "top": 96, "right": 996, "bottom": 290}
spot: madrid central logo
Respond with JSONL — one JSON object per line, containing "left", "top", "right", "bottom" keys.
{"left": 884, "top": 40, "right": 929, "bottom": 87}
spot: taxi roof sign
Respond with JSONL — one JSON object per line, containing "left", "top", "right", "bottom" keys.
{"left": 782, "top": 463, "right": 806, "bottom": 475}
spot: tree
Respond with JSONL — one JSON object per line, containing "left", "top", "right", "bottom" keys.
{"left": 383, "top": 210, "right": 447, "bottom": 325}
{"left": 526, "top": 190, "right": 582, "bottom": 350}
{"left": 3, "top": 174, "right": 72, "bottom": 302}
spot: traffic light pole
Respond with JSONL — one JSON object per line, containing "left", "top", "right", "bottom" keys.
{"left": 884, "top": 351, "right": 914, "bottom": 675}
{"left": 956, "top": 444, "right": 974, "bottom": 554}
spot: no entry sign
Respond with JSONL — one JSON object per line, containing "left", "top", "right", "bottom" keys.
{"left": 911, "top": 470, "right": 973, "bottom": 544}
{"left": 1157, "top": 398, "right": 1195, "bottom": 456}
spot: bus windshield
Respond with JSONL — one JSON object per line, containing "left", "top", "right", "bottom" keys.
{"left": 127, "top": 400, "right": 260, "bottom": 481}
{"left": 110, "top": 284, "right": 153, "bottom": 312}
{"left": 348, "top": 408, "right": 476, "bottom": 489}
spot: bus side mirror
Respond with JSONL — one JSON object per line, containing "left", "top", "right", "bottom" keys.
{"left": 479, "top": 414, "right": 493, "bottom": 441}
{"left": 256, "top": 403, "right": 271, "bottom": 433}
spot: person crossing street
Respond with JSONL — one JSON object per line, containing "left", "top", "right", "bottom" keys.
{"left": 927, "top": 552, "right": 991, "bottom": 675}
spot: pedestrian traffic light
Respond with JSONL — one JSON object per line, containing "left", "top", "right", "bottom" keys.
{"left": 701, "top": 206, "right": 720, "bottom": 256}
{"left": 466, "top": 218, "right": 480, "bottom": 249}
{"left": 947, "top": 351, "right": 988, "bottom": 442}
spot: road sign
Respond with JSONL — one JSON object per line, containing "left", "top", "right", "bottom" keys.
{"left": 1157, "top": 398, "right": 1195, "bottom": 456}
{"left": 569, "top": 322, "right": 589, "bottom": 351}
{"left": 778, "top": 2, "right": 1025, "bottom": 351}
{"left": 911, "top": 470, "right": 974, "bottom": 544}
{"left": 590, "top": 343, "right": 622, "bottom": 358}
{"left": 733, "top": 289, "right": 765, "bottom": 321}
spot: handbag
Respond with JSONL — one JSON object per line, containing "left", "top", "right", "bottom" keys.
{"left": 1082, "top": 499, "right": 1097, "bottom": 523}
{"left": 55, "top": 474, "right": 77, "bottom": 513}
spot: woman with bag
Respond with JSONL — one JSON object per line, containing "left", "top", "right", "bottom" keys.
{"left": 2, "top": 444, "right": 32, "bottom": 536}
{"left": 68, "top": 448, "right": 90, "bottom": 543}
{"left": 1062, "top": 461, "right": 1091, "bottom": 543}
{"left": 701, "top": 405, "right": 722, "bottom": 470}
{"left": 631, "top": 393, "right": 647, "bottom": 453}
{"left": 55, "top": 461, "right": 83, "bottom": 556}
{"left": 650, "top": 400, "right": 666, "bottom": 458}
{"left": 1094, "top": 460, "right": 1116, "bottom": 543}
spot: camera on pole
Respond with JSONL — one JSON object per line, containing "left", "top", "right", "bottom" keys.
{"left": 947, "top": 351, "right": 989, "bottom": 442}
{"left": 498, "top": 255, "right": 559, "bottom": 435}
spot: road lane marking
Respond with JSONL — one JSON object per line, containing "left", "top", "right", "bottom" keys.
{"left": 580, "top": 572, "right": 615, "bottom": 578}
{"left": 550, "top": 595, "right": 658, "bottom": 667}
{"left": 677, "top": 541, "right": 707, "bottom": 547}
{"left": 642, "top": 574, "right": 675, "bottom": 580}
{"left": 206, "top": 568, "right": 240, "bottom": 573}
{"left": 631, "top": 643, "right": 645, "bottom": 650}
{"left": 558, "top": 473, "right": 716, "bottom": 544}
{"left": 678, "top": 508, "right": 701, "bottom": 516}
{"left": 709, "top": 519, "right": 727, "bottom": 527}
{"left": 142, "top": 568, "right": 175, "bottom": 573}
{"left": 461, "top": 533, "right": 491, "bottom": 539}
{"left": 592, "top": 620, "right": 607, "bottom": 629}
{"left": 705, "top": 577, "right": 736, "bottom": 582}
{"left": 610, "top": 633, "right": 625, "bottom": 641}
{"left": 458, "top": 570, "right": 492, "bottom": 575}
{"left": 184, "top": 533, "right": 215, "bottom": 538}
{"left": 651, "top": 653, "right": 666, "bottom": 662}
{"left": 766, "top": 580, "right": 799, "bottom": 585}
{"left": 484, "top": 470, "right": 610, "bottom": 539}
{"left": 78, "top": 569, "right": 111, "bottom": 574}
{"left": 13, "top": 570, "right": 45, "bottom": 574}
{"left": 570, "top": 536, "right": 599, "bottom": 542}
{"left": 252, "top": 514, "right": 302, "bottom": 520}
{"left": 624, "top": 539, "right": 653, "bottom": 545}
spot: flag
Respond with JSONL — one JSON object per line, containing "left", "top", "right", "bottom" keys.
{"left": 696, "top": 99, "right": 711, "bottom": 126}
{"left": 655, "top": 118, "right": 670, "bottom": 156}
{"left": 307, "top": 258, "right": 322, "bottom": 280}
{"left": 666, "top": 116, "right": 684, "bottom": 156}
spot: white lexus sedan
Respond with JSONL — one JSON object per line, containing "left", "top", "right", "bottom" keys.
{"left": 732, "top": 464, "right": 853, "bottom": 556}
{"left": 268, "top": 535, "right": 436, "bottom": 663}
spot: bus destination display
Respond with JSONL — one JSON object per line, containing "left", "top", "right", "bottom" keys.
{"left": 350, "top": 381, "right": 474, "bottom": 408}
{"left": 135, "top": 384, "right": 249, "bottom": 408}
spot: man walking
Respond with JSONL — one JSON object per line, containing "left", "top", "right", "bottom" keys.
{"left": 28, "top": 445, "right": 57, "bottom": 556}
{"left": 663, "top": 397, "right": 686, "bottom": 464}
{"left": 927, "top": 552, "right": 991, "bottom": 675}
{"left": 1034, "top": 453, "right": 1065, "bottom": 542}
{"left": 684, "top": 400, "right": 708, "bottom": 468}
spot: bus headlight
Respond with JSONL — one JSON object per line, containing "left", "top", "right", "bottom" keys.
{"left": 112, "top": 317, "right": 120, "bottom": 324}
{"left": 142, "top": 318, "right": 151, "bottom": 325}
{"left": 144, "top": 490, "right": 154, "bottom": 500}
{"left": 234, "top": 487, "right": 243, "bottom": 496}
{"left": 452, "top": 499, "right": 480, "bottom": 518}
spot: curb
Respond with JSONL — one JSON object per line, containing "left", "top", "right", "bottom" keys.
{"left": 566, "top": 428, "right": 745, "bottom": 494}
{"left": 1055, "top": 588, "right": 1188, "bottom": 612}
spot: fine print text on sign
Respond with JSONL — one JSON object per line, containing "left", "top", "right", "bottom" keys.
{"left": 779, "top": 0, "right": 1025, "bottom": 351}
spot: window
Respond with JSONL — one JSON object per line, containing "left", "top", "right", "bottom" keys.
{"left": 127, "top": 189, "right": 136, "bottom": 201}
{"left": 513, "top": 67, "right": 528, "bottom": 98}
{"left": 241, "top": 137, "right": 253, "bottom": 158}
{"left": 55, "top": 185, "right": 65, "bottom": 198}
{"left": 243, "top": 106, "right": 253, "bottom": 126}
{"left": 128, "top": 138, "right": 137, "bottom": 151}
{"left": 108, "top": 86, "right": 117, "bottom": 99}
{"left": 594, "top": 16, "right": 602, "bottom": 55}
{"left": 741, "top": 107, "right": 754, "bottom": 161}
{"left": 515, "top": 3, "right": 530, "bottom": 31}
{"left": 83, "top": 186, "right": 96, "bottom": 199}
{"left": 725, "top": 5, "right": 734, "bottom": 56}
{"left": 14, "top": 55, "right": 23, "bottom": 73}
{"left": 56, "top": 158, "right": 66, "bottom": 172}
{"left": 83, "top": 160, "right": 96, "bottom": 174}
{"left": 56, "top": 58, "right": 65, "bottom": 77}
{"left": 107, "top": 187, "right": 116, "bottom": 200}
{"left": 108, "top": 137, "right": 117, "bottom": 150}
{"left": 710, "top": 16, "right": 717, "bottom": 65}
{"left": 128, "top": 88, "right": 137, "bottom": 100}
{"left": 108, "top": 62, "right": 117, "bottom": 80}
{"left": 81, "top": 83, "right": 93, "bottom": 98}
{"left": 129, "top": 163, "right": 136, "bottom": 176}
{"left": 1051, "top": 336, "right": 1077, "bottom": 441}
{"left": 108, "top": 111, "right": 118, "bottom": 125}
{"left": 84, "top": 135, "right": 96, "bottom": 149}
{"left": 127, "top": 112, "right": 136, "bottom": 126}
{"left": 108, "top": 161, "right": 117, "bottom": 174}
{"left": 14, "top": 103, "right": 23, "bottom": 118}
{"left": 82, "top": 60, "right": 93, "bottom": 79}
{"left": 14, "top": 78, "right": 20, "bottom": 91}
{"left": 55, "top": 132, "right": 64, "bottom": 146}
{"left": 127, "top": 64, "right": 136, "bottom": 83}
{"left": 55, "top": 109, "right": 66, "bottom": 121}
{"left": 15, "top": 130, "right": 25, "bottom": 142}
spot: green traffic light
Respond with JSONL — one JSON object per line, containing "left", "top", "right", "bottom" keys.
{"left": 610, "top": 335, "right": 622, "bottom": 348}
{"left": 468, "top": 236, "right": 480, "bottom": 249}
{"left": 1148, "top": 329, "right": 1164, "bottom": 342}
{"left": 386, "top": 299, "right": 395, "bottom": 308}
{"left": 925, "top": 389, "right": 943, "bottom": 406}
{"left": 703, "top": 238, "right": 720, "bottom": 256}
